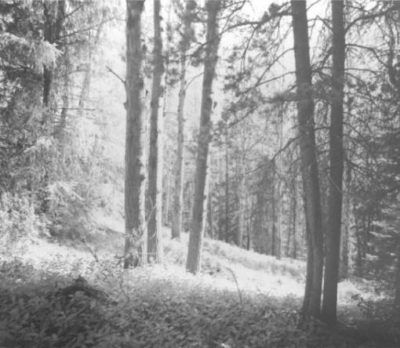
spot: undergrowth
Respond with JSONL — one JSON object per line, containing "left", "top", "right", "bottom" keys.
{"left": 0, "top": 222, "right": 399, "bottom": 347}
{"left": 1, "top": 258, "right": 398, "bottom": 348}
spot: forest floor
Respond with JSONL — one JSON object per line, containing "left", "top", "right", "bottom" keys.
{"left": 0, "top": 215, "right": 399, "bottom": 347}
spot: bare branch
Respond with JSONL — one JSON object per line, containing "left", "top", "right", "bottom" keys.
{"left": 106, "top": 65, "right": 126, "bottom": 86}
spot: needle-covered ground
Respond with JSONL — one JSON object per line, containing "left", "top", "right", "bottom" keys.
{"left": 0, "top": 222, "right": 399, "bottom": 347}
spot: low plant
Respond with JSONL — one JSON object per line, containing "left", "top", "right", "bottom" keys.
{"left": 0, "top": 193, "right": 47, "bottom": 254}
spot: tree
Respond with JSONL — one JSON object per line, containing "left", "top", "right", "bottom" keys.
{"left": 147, "top": 0, "right": 164, "bottom": 263}
{"left": 186, "top": 0, "right": 221, "bottom": 274}
{"left": 290, "top": 0, "right": 324, "bottom": 319}
{"left": 124, "top": 0, "right": 147, "bottom": 268}
{"left": 42, "top": 0, "right": 66, "bottom": 109}
{"left": 78, "top": 18, "right": 105, "bottom": 115}
{"left": 321, "top": 0, "right": 346, "bottom": 324}
{"left": 171, "top": 0, "right": 196, "bottom": 240}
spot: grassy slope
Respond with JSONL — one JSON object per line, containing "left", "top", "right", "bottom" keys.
{"left": 0, "top": 221, "right": 398, "bottom": 347}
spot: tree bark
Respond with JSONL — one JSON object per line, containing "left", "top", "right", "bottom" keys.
{"left": 147, "top": 0, "right": 164, "bottom": 263}
{"left": 42, "top": 0, "right": 66, "bottom": 108}
{"left": 163, "top": 172, "right": 171, "bottom": 225}
{"left": 354, "top": 211, "right": 365, "bottom": 277}
{"left": 271, "top": 169, "right": 276, "bottom": 256}
{"left": 291, "top": 0, "right": 324, "bottom": 319}
{"left": 292, "top": 179, "right": 298, "bottom": 259}
{"left": 236, "top": 154, "right": 245, "bottom": 247}
{"left": 55, "top": 47, "right": 70, "bottom": 143}
{"left": 78, "top": 21, "right": 104, "bottom": 113}
{"left": 340, "top": 164, "right": 351, "bottom": 279}
{"left": 224, "top": 126, "right": 230, "bottom": 243}
{"left": 207, "top": 188, "right": 214, "bottom": 238}
{"left": 394, "top": 240, "right": 400, "bottom": 311}
{"left": 171, "top": 0, "right": 195, "bottom": 239}
{"left": 124, "top": 0, "right": 147, "bottom": 269}
{"left": 322, "top": 0, "right": 345, "bottom": 325}
{"left": 287, "top": 174, "right": 298, "bottom": 258}
{"left": 186, "top": 0, "right": 221, "bottom": 274}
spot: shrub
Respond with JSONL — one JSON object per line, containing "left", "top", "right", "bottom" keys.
{"left": 47, "top": 181, "right": 95, "bottom": 240}
{"left": 0, "top": 193, "right": 47, "bottom": 253}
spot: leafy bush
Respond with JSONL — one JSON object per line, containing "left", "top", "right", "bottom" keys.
{"left": 47, "top": 181, "right": 95, "bottom": 240}
{"left": 0, "top": 193, "right": 47, "bottom": 253}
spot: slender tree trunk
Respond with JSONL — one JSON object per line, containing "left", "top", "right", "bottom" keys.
{"left": 124, "top": 0, "right": 147, "bottom": 269}
{"left": 186, "top": 0, "right": 221, "bottom": 274}
{"left": 55, "top": 38, "right": 70, "bottom": 142}
{"left": 163, "top": 172, "right": 170, "bottom": 225}
{"left": 302, "top": 216, "right": 313, "bottom": 319}
{"left": 271, "top": 169, "right": 276, "bottom": 255}
{"left": 271, "top": 160, "right": 281, "bottom": 258}
{"left": 394, "top": 240, "right": 400, "bottom": 311}
{"left": 224, "top": 127, "right": 230, "bottom": 243}
{"left": 340, "top": 164, "right": 351, "bottom": 279}
{"left": 254, "top": 182, "right": 263, "bottom": 253}
{"left": 43, "top": 68, "right": 52, "bottom": 108}
{"left": 37, "top": 0, "right": 66, "bottom": 213}
{"left": 207, "top": 188, "right": 213, "bottom": 238}
{"left": 42, "top": 0, "right": 66, "bottom": 109}
{"left": 276, "top": 121, "right": 283, "bottom": 259}
{"left": 236, "top": 158, "right": 245, "bottom": 247}
{"left": 276, "top": 180, "right": 282, "bottom": 259}
{"left": 292, "top": 179, "right": 298, "bottom": 259}
{"left": 286, "top": 214, "right": 292, "bottom": 257}
{"left": 291, "top": 0, "right": 324, "bottom": 319}
{"left": 287, "top": 175, "right": 298, "bottom": 258}
{"left": 56, "top": 71, "right": 69, "bottom": 142}
{"left": 247, "top": 206, "right": 252, "bottom": 250}
{"left": 322, "top": 0, "right": 345, "bottom": 325}
{"left": 171, "top": 1, "right": 194, "bottom": 239}
{"left": 354, "top": 210, "right": 364, "bottom": 277}
{"left": 78, "top": 21, "right": 104, "bottom": 113}
{"left": 218, "top": 155, "right": 225, "bottom": 241}
{"left": 147, "top": 0, "right": 164, "bottom": 263}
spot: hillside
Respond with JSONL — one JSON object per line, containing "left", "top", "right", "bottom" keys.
{"left": 0, "top": 222, "right": 397, "bottom": 348}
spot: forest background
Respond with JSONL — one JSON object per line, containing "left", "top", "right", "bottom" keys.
{"left": 1, "top": 0, "right": 400, "bottom": 347}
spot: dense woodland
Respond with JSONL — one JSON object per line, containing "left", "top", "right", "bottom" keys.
{"left": 1, "top": 0, "right": 400, "bottom": 347}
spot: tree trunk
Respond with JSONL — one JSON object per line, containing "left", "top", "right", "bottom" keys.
{"left": 236, "top": 157, "right": 245, "bottom": 247}
{"left": 163, "top": 172, "right": 171, "bottom": 225}
{"left": 271, "top": 160, "right": 281, "bottom": 258}
{"left": 292, "top": 179, "right": 298, "bottom": 259}
{"left": 271, "top": 170, "right": 276, "bottom": 256}
{"left": 302, "top": 216, "right": 313, "bottom": 320}
{"left": 186, "top": 0, "right": 221, "bottom": 274}
{"left": 171, "top": 1, "right": 194, "bottom": 240}
{"left": 287, "top": 175, "right": 298, "bottom": 259}
{"left": 124, "top": 0, "right": 147, "bottom": 269}
{"left": 43, "top": 68, "right": 52, "bottom": 108}
{"left": 56, "top": 63, "right": 69, "bottom": 143}
{"left": 291, "top": 0, "right": 324, "bottom": 319}
{"left": 224, "top": 127, "right": 230, "bottom": 243}
{"left": 78, "top": 21, "right": 104, "bottom": 113}
{"left": 147, "top": 0, "right": 164, "bottom": 263}
{"left": 207, "top": 188, "right": 213, "bottom": 238}
{"left": 42, "top": 0, "right": 66, "bottom": 109}
{"left": 340, "top": 164, "right": 351, "bottom": 279}
{"left": 354, "top": 211, "right": 365, "bottom": 277}
{"left": 54, "top": 37, "right": 70, "bottom": 142}
{"left": 322, "top": 0, "right": 345, "bottom": 325}
{"left": 394, "top": 240, "right": 400, "bottom": 311}
{"left": 276, "top": 180, "right": 282, "bottom": 259}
